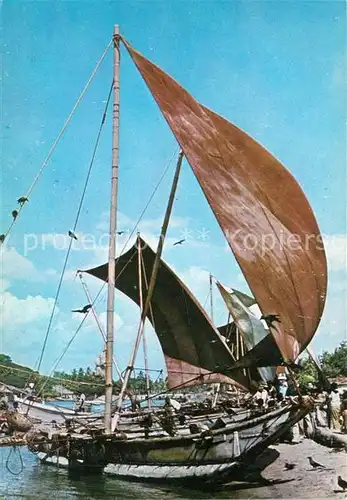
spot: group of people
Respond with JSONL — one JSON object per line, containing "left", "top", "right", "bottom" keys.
{"left": 321, "top": 383, "right": 347, "bottom": 433}
{"left": 251, "top": 374, "right": 289, "bottom": 411}
{"left": 250, "top": 375, "right": 347, "bottom": 434}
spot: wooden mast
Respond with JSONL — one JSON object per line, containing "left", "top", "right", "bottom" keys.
{"left": 137, "top": 232, "right": 151, "bottom": 408}
{"left": 111, "top": 150, "right": 184, "bottom": 431}
{"left": 104, "top": 25, "right": 120, "bottom": 434}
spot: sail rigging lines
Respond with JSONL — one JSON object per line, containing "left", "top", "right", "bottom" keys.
{"left": 35, "top": 147, "right": 180, "bottom": 390}
{"left": 0, "top": 363, "right": 106, "bottom": 387}
{"left": 36, "top": 312, "right": 91, "bottom": 397}
{"left": 78, "top": 272, "right": 124, "bottom": 382}
{"left": 1, "top": 39, "right": 113, "bottom": 245}
{"left": 79, "top": 147, "right": 179, "bottom": 317}
{"left": 36, "top": 266, "right": 112, "bottom": 397}
{"left": 36, "top": 83, "right": 114, "bottom": 374}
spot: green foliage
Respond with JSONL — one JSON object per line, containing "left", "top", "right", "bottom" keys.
{"left": 298, "top": 357, "right": 317, "bottom": 390}
{"left": 0, "top": 354, "right": 37, "bottom": 389}
{"left": 53, "top": 367, "right": 105, "bottom": 397}
{"left": 0, "top": 354, "right": 12, "bottom": 364}
{"left": 298, "top": 342, "right": 347, "bottom": 390}
{"left": 320, "top": 341, "right": 347, "bottom": 378}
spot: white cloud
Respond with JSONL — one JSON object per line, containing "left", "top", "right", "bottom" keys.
{"left": 0, "top": 246, "right": 42, "bottom": 282}
{"left": 178, "top": 265, "right": 210, "bottom": 291}
{"left": 323, "top": 234, "right": 347, "bottom": 273}
{"left": 77, "top": 310, "right": 124, "bottom": 335}
{"left": 0, "top": 278, "right": 10, "bottom": 292}
{"left": 0, "top": 291, "right": 56, "bottom": 329}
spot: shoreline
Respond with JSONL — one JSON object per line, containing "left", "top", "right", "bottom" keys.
{"left": 214, "top": 438, "right": 347, "bottom": 499}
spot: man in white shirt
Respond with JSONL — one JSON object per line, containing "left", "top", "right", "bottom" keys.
{"left": 326, "top": 383, "right": 341, "bottom": 431}
{"left": 77, "top": 393, "right": 86, "bottom": 412}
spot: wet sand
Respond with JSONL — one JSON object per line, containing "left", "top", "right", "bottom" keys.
{"left": 215, "top": 438, "right": 347, "bottom": 499}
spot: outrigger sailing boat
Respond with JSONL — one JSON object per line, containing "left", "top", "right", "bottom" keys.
{"left": 29, "top": 26, "right": 327, "bottom": 486}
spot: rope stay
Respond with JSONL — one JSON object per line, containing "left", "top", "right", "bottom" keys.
{"left": 1, "top": 39, "right": 112, "bottom": 244}
{"left": 80, "top": 147, "right": 179, "bottom": 320}
{"left": 7, "top": 148, "right": 178, "bottom": 397}
{"left": 0, "top": 363, "right": 106, "bottom": 387}
{"left": 36, "top": 81, "right": 114, "bottom": 374}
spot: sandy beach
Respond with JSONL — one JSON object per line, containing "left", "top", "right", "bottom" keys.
{"left": 214, "top": 438, "right": 347, "bottom": 499}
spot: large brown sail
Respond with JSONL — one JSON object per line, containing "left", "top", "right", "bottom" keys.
{"left": 122, "top": 38, "right": 327, "bottom": 364}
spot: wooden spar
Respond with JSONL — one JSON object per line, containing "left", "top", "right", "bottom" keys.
{"left": 210, "top": 274, "right": 220, "bottom": 408}
{"left": 305, "top": 346, "right": 330, "bottom": 389}
{"left": 240, "top": 333, "right": 247, "bottom": 378}
{"left": 209, "top": 273, "right": 214, "bottom": 325}
{"left": 137, "top": 233, "right": 151, "bottom": 409}
{"left": 105, "top": 25, "right": 120, "bottom": 434}
{"left": 78, "top": 273, "right": 123, "bottom": 382}
{"left": 111, "top": 150, "right": 184, "bottom": 431}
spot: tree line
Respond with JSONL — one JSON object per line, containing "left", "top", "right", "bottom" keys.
{"left": 0, "top": 354, "right": 167, "bottom": 397}
{"left": 298, "top": 341, "right": 347, "bottom": 390}
{"left": 1, "top": 341, "right": 346, "bottom": 397}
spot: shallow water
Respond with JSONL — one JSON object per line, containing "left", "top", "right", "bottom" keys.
{"left": 0, "top": 447, "right": 225, "bottom": 500}
{"left": 1, "top": 440, "right": 345, "bottom": 499}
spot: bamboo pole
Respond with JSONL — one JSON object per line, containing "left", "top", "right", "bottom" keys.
{"left": 137, "top": 233, "right": 151, "bottom": 409}
{"left": 209, "top": 273, "right": 214, "bottom": 325}
{"left": 210, "top": 275, "right": 221, "bottom": 409}
{"left": 240, "top": 333, "right": 248, "bottom": 378}
{"left": 111, "top": 150, "right": 184, "bottom": 431}
{"left": 104, "top": 25, "right": 120, "bottom": 433}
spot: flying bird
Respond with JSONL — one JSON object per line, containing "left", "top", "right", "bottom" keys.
{"left": 173, "top": 239, "right": 185, "bottom": 246}
{"left": 12, "top": 210, "right": 18, "bottom": 220}
{"left": 0, "top": 234, "right": 5, "bottom": 244}
{"left": 68, "top": 230, "right": 78, "bottom": 240}
{"left": 307, "top": 456, "right": 325, "bottom": 469}
{"left": 337, "top": 476, "right": 347, "bottom": 491}
{"left": 72, "top": 304, "right": 92, "bottom": 314}
{"left": 284, "top": 462, "right": 296, "bottom": 470}
{"left": 17, "top": 196, "right": 29, "bottom": 205}
{"left": 260, "top": 314, "right": 281, "bottom": 327}
{"left": 117, "top": 231, "right": 125, "bottom": 235}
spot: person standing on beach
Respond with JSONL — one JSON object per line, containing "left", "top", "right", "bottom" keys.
{"left": 341, "top": 391, "right": 347, "bottom": 434}
{"left": 277, "top": 372, "right": 288, "bottom": 398}
{"left": 326, "top": 383, "right": 341, "bottom": 431}
{"left": 77, "top": 392, "right": 86, "bottom": 412}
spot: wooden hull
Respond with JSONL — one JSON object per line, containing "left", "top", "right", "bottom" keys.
{"left": 34, "top": 398, "right": 313, "bottom": 485}
{"left": 38, "top": 452, "right": 239, "bottom": 484}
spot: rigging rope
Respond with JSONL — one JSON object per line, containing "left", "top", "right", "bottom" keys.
{"left": 37, "top": 313, "right": 90, "bottom": 396}
{"left": 5, "top": 446, "right": 24, "bottom": 476}
{"left": 19, "top": 148, "right": 178, "bottom": 397}
{"left": 80, "top": 147, "right": 179, "bottom": 314}
{"left": 0, "top": 363, "right": 105, "bottom": 387}
{"left": 35, "top": 81, "right": 114, "bottom": 375}
{"left": 1, "top": 39, "right": 113, "bottom": 244}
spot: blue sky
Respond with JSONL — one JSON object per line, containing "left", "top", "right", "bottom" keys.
{"left": 1, "top": 1, "right": 346, "bottom": 375}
